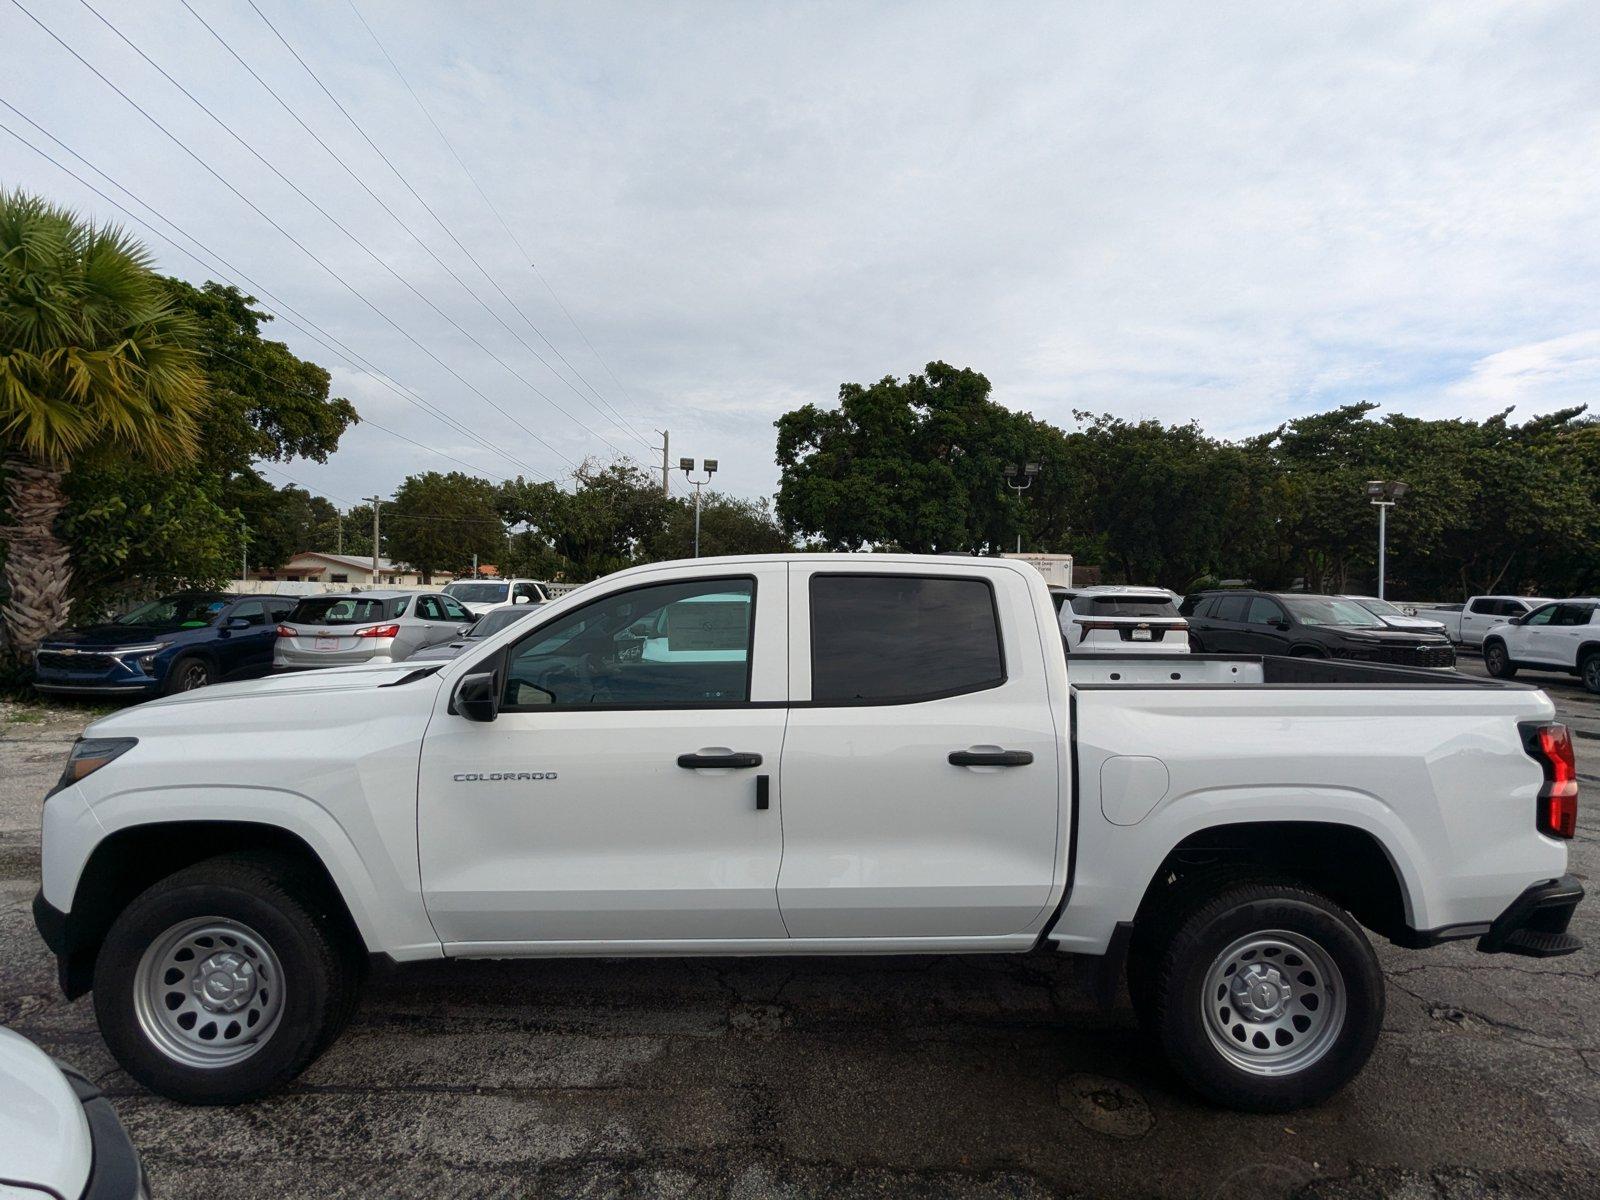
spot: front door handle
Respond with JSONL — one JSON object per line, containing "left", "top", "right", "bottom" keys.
{"left": 948, "top": 749, "right": 1034, "bottom": 767}
{"left": 677, "top": 751, "right": 763, "bottom": 769}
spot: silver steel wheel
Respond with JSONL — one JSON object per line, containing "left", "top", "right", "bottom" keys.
{"left": 132, "top": 917, "right": 286, "bottom": 1069}
{"left": 1201, "top": 930, "right": 1346, "bottom": 1077}
{"left": 176, "top": 660, "right": 211, "bottom": 690}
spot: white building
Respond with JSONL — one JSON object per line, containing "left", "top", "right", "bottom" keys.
{"left": 247, "top": 551, "right": 443, "bottom": 589}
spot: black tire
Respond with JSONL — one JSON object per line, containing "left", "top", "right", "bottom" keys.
{"left": 1483, "top": 639, "right": 1517, "bottom": 679}
{"left": 1188, "top": 633, "right": 1205, "bottom": 653}
{"left": 1581, "top": 651, "right": 1600, "bottom": 695}
{"left": 164, "top": 654, "right": 213, "bottom": 694}
{"left": 92, "top": 853, "right": 359, "bottom": 1105}
{"left": 1144, "top": 880, "right": 1384, "bottom": 1112}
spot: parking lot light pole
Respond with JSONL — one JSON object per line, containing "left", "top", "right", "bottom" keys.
{"left": 680, "top": 458, "right": 717, "bottom": 557}
{"left": 1365, "top": 479, "right": 1408, "bottom": 599}
{"left": 1003, "top": 461, "right": 1040, "bottom": 553}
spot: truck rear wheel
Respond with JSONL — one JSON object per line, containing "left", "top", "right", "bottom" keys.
{"left": 92, "top": 853, "right": 358, "bottom": 1105}
{"left": 1144, "top": 881, "right": 1383, "bottom": 1111}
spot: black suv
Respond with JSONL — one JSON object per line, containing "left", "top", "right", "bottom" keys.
{"left": 1184, "top": 590, "right": 1456, "bottom": 668}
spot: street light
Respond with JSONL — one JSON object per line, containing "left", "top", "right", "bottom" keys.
{"left": 1003, "top": 461, "right": 1040, "bottom": 554}
{"left": 1365, "top": 479, "right": 1408, "bottom": 599}
{"left": 681, "top": 457, "right": 717, "bottom": 557}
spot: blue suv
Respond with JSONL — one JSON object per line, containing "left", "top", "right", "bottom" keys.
{"left": 34, "top": 592, "right": 299, "bottom": 699}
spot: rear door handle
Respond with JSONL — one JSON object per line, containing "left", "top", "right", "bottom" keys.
{"left": 677, "top": 751, "right": 764, "bottom": 769}
{"left": 948, "top": 749, "right": 1034, "bottom": 767}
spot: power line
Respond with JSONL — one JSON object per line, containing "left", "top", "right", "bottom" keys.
{"left": 174, "top": 0, "right": 651, "bottom": 457}
{"left": 342, "top": 0, "right": 656, "bottom": 449}
{"left": 14, "top": 0, "right": 578, "bottom": 474}
{"left": 68, "top": 0, "right": 590, "bottom": 468}
{"left": 0, "top": 102, "right": 551, "bottom": 483}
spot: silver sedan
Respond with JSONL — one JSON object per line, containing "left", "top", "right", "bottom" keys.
{"left": 274, "top": 590, "right": 473, "bottom": 670}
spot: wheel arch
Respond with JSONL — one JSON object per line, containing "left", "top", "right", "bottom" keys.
{"left": 57, "top": 819, "right": 382, "bottom": 998}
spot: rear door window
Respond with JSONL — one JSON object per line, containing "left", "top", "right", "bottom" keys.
{"left": 1552, "top": 603, "right": 1595, "bottom": 627}
{"left": 1213, "top": 595, "right": 1250, "bottom": 623}
{"left": 810, "top": 575, "right": 1004, "bottom": 704}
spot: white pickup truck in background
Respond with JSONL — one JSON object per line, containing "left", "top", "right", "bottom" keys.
{"left": 34, "top": 555, "right": 1582, "bottom": 1112}
{"left": 1412, "top": 595, "right": 1552, "bottom": 646}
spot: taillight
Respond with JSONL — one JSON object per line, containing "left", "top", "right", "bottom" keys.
{"left": 355, "top": 623, "right": 401, "bottom": 639}
{"left": 275, "top": 625, "right": 295, "bottom": 638}
{"left": 1522, "top": 722, "right": 1578, "bottom": 839}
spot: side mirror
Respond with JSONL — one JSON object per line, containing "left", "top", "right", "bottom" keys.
{"left": 1272, "top": 619, "right": 1291, "bottom": 631}
{"left": 225, "top": 616, "right": 252, "bottom": 630}
{"left": 513, "top": 594, "right": 531, "bottom": 605}
{"left": 1508, "top": 615, "right": 1524, "bottom": 626}
{"left": 457, "top": 624, "right": 473, "bottom": 636}
{"left": 453, "top": 671, "right": 500, "bottom": 722}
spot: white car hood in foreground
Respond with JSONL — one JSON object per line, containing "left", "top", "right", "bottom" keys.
{"left": 0, "top": 1026, "right": 92, "bottom": 1198}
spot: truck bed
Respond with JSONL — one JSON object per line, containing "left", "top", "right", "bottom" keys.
{"left": 1066, "top": 651, "right": 1526, "bottom": 689}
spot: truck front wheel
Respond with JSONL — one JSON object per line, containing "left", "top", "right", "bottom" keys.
{"left": 92, "top": 853, "right": 359, "bottom": 1105}
{"left": 1144, "top": 881, "right": 1384, "bottom": 1111}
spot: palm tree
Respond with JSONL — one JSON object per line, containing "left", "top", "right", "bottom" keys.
{"left": 0, "top": 189, "right": 207, "bottom": 655}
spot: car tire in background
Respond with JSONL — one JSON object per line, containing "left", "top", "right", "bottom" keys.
{"left": 164, "top": 654, "right": 213, "bottom": 694}
{"left": 1142, "top": 880, "right": 1384, "bottom": 1112}
{"left": 1581, "top": 651, "right": 1600, "bottom": 695}
{"left": 92, "top": 853, "right": 358, "bottom": 1105}
{"left": 1483, "top": 639, "right": 1518, "bottom": 679}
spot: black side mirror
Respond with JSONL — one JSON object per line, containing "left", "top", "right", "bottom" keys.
{"left": 1508, "top": 615, "right": 1524, "bottom": 626}
{"left": 453, "top": 671, "right": 500, "bottom": 722}
{"left": 1273, "top": 619, "right": 1291, "bottom": 631}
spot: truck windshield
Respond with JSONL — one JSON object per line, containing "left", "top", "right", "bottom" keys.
{"left": 445, "top": 582, "right": 510, "bottom": 604}
{"left": 1282, "top": 596, "right": 1386, "bottom": 628}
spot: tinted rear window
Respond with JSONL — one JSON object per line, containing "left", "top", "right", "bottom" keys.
{"left": 1074, "top": 596, "right": 1180, "bottom": 618}
{"left": 287, "top": 597, "right": 390, "bottom": 626}
{"left": 810, "top": 575, "right": 1004, "bottom": 704}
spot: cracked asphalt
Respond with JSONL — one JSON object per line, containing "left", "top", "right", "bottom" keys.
{"left": 2, "top": 659, "right": 1597, "bottom": 1199}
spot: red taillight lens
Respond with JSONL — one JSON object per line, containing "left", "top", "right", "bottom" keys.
{"left": 355, "top": 623, "right": 400, "bottom": 639}
{"left": 275, "top": 625, "right": 295, "bottom": 638}
{"left": 1524, "top": 722, "right": 1578, "bottom": 839}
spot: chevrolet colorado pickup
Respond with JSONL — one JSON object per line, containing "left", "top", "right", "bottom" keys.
{"left": 33, "top": 555, "right": 1583, "bottom": 1111}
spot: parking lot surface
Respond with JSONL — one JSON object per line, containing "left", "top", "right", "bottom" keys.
{"left": 2, "top": 659, "right": 1597, "bottom": 1199}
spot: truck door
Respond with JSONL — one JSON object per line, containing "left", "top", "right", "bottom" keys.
{"left": 417, "top": 564, "right": 789, "bottom": 947}
{"left": 777, "top": 564, "right": 1061, "bottom": 939}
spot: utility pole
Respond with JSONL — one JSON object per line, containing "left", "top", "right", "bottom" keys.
{"left": 366, "top": 495, "right": 383, "bottom": 584}
{"left": 656, "top": 429, "right": 671, "bottom": 497}
{"left": 680, "top": 457, "right": 717, "bottom": 557}
{"left": 335, "top": 515, "right": 343, "bottom": 555}
{"left": 240, "top": 519, "right": 249, "bottom": 585}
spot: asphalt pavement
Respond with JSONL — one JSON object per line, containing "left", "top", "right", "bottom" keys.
{"left": 1, "top": 658, "right": 1597, "bottom": 1199}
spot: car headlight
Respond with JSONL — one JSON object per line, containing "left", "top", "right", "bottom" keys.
{"left": 50, "top": 737, "right": 138, "bottom": 796}
{"left": 109, "top": 642, "right": 169, "bottom": 656}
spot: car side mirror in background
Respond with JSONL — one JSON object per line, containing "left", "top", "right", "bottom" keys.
{"left": 453, "top": 671, "right": 500, "bottom": 722}
{"left": 225, "top": 616, "right": 252, "bottom": 630}
{"left": 1508, "top": 615, "right": 1524, "bottom": 626}
{"left": 513, "top": 594, "right": 531, "bottom": 604}
{"left": 1272, "top": 619, "right": 1291, "bottom": 631}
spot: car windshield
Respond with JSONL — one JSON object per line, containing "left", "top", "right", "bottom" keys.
{"left": 1074, "top": 595, "right": 1179, "bottom": 618}
{"left": 1282, "top": 596, "right": 1387, "bottom": 628}
{"left": 115, "top": 594, "right": 229, "bottom": 627}
{"left": 445, "top": 582, "right": 510, "bottom": 603}
{"left": 468, "top": 608, "right": 532, "bottom": 638}
{"left": 286, "top": 596, "right": 390, "bottom": 626}
{"left": 1352, "top": 597, "right": 1403, "bottom": 616}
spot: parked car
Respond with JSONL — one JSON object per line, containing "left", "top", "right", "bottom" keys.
{"left": 34, "top": 555, "right": 1579, "bottom": 1114}
{"left": 1482, "top": 598, "right": 1600, "bottom": 692}
{"left": 441, "top": 578, "right": 550, "bottom": 617}
{"left": 0, "top": 1025, "right": 148, "bottom": 1198}
{"left": 1186, "top": 591, "right": 1456, "bottom": 667}
{"left": 404, "top": 605, "right": 539, "bottom": 662}
{"left": 34, "top": 592, "right": 298, "bottom": 698}
{"left": 1340, "top": 595, "right": 1447, "bottom": 636}
{"left": 1410, "top": 595, "right": 1553, "bottom": 647}
{"left": 1055, "top": 585, "right": 1189, "bottom": 654}
{"left": 273, "top": 590, "right": 473, "bottom": 671}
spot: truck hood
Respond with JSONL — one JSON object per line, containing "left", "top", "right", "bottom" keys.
{"left": 0, "top": 1027, "right": 92, "bottom": 1199}
{"left": 87, "top": 660, "right": 444, "bottom": 733}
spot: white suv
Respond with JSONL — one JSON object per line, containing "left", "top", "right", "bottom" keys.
{"left": 1482, "top": 598, "right": 1600, "bottom": 693}
{"left": 1053, "top": 585, "right": 1190, "bottom": 654}
{"left": 442, "top": 578, "right": 550, "bottom": 617}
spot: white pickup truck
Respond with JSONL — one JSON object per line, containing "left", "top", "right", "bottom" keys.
{"left": 1412, "top": 595, "right": 1553, "bottom": 647}
{"left": 33, "top": 555, "right": 1582, "bottom": 1112}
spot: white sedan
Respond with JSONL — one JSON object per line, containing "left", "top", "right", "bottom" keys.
{"left": 0, "top": 1026, "right": 148, "bottom": 1198}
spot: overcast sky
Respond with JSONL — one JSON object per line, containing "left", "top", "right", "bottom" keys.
{"left": 4, "top": 1, "right": 1599, "bottom": 506}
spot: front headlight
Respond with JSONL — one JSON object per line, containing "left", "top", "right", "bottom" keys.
{"left": 110, "top": 642, "right": 168, "bottom": 657}
{"left": 50, "top": 737, "right": 138, "bottom": 796}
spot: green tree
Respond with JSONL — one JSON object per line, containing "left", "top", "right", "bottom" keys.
{"left": 0, "top": 191, "right": 208, "bottom": 653}
{"left": 649, "top": 491, "right": 791, "bottom": 560}
{"left": 386, "top": 471, "right": 507, "bottom": 581}
{"left": 499, "top": 461, "right": 673, "bottom": 582}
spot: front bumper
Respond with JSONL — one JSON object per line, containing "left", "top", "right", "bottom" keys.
{"left": 1478, "top": 874, "right": 1584, "bottom": 957}
{"left": 35, "top": 889, "right": 95, "bottom": 998}
{"left": 58, "top": 1059, "right": 150, "bottom": 1199}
